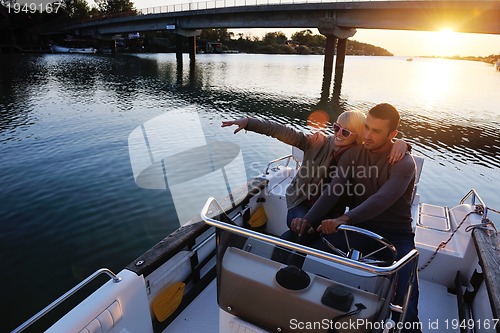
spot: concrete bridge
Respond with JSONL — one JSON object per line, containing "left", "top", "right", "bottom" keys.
{"left": 59, "top": 0, "right": 500, "bottom": 36}
{"left": 51, "top": 0, "right": 500, "bottom": 98}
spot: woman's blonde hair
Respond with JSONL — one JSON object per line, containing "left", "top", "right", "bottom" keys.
{"left": 336, "top": 111, "right": 366, "bottom": 144}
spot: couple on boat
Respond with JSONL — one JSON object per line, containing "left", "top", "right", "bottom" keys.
{"left": 222, "top": 103, "right": 421, "bottom": 333}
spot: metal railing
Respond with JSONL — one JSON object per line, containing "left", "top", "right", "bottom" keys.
{"left": 137, "top": 0, "right": 330, "bottom": 15}
{"left": 460, "top": 188, "right": 489, "bottom": 220}
{"left": 264, "top": 153, "right": 294, "bottom": 174}
{"left": 200, "top": 196, "right": 419, "bottom": 275}
{"left": 136, "top": 0, "right": 419, "bottom": 15}
{"left": 12, "top": 268, "right": 121, "bottom": 333}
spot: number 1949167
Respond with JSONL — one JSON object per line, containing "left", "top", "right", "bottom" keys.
{"left": 4, "top": 1, "right": 62, "bottom": 13}
{"left": 443, "top": 319, "right": 499, "bottom": 330}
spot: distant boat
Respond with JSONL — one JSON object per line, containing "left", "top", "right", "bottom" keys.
{"left": 205, "top": 41, "right": 223, "bottom": 53}
{"left": 495, "top": 60, "right": 500, "bottom": 71}
{"left": 51, "top": 45, "right": 97, "bottom": 54}
{"left": 406, "top": 57, "right": 413, "bottom": 62}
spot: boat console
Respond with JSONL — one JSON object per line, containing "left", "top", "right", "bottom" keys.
{"left": 218, "top": 245, "right": 391, "bottom": 333}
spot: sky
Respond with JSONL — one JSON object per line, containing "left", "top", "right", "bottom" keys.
{"left": 349, "top": 29, "right": 500, "bottom": 57}
{"left": 229, "top": 28, "right": 500, "bottom": 57}
{"left": 126, "top": 0, "right": 500, "bottom": 57}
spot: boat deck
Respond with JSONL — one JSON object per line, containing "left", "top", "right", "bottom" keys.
{"left": 163, "top": 280, "right": 219, "bottom": 333}
{"left": 418, "top": 279, "right": 460, "bottom": 333}
{"left": 163, "top": 276, "right": 460, "bottom": 333}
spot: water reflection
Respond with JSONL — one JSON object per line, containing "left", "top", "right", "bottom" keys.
{"left": 2, "top": 54, "right": 499, "bottom": 172}
{"left": 2, "top": 53, "right": 499, "bottom": 332}
{"left": 410, "top": 59, "right": 465, "bottom": 111}
{"left": 0, "top": 56, "right": 48, "bottom": 135}
{"left": 401, "top": 114, "right": 500, "bottom": 169}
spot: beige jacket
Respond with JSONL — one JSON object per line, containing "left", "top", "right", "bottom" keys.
{"left": 246, "top": 118, "right": 339, "bottom": 209}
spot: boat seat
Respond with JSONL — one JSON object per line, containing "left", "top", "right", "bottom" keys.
{"left": 267, "top": 146, "right": 303, "bottom": 193}
{"left": 263, "top": 147, "right": 304, "bottom": 236}
{"left": 411, "top": 156, "right": 424, "bottom": 231}
{"left": 291, "top": 146, "right": 304, "bottom": 165}
{"left": 412, "top": 155, "right": 424, "bottom": 205}
{"left": 265, "top": 147, "right": 302, "bottom": 195}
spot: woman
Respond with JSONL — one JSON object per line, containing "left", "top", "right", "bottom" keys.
{"left": 222, "top": 111, "right": 408, "bottom": 240}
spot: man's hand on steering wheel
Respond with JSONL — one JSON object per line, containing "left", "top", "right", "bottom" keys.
{"left": 317, "top": 215, "right": 351, "bottom": 234}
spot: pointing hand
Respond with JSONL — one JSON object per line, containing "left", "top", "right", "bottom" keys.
{"left": 221, "top": 118, "right": 249, "bottom": 134}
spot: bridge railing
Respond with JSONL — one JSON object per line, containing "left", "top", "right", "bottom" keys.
{"left": 137, "top": 0, "right": 351, "bottom": 15}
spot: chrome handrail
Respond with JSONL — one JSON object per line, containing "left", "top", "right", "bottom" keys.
{"left": 201, "top": 197, "right": 418, "bottom": 275}
{"left": 460, "top": 188, "right": 488, "bottom": 220}
{"left": 12, "top": 268, "right": 121, "bottom": 333}
{"left": 264, "top": 153, "right": 293, "bottom": 174}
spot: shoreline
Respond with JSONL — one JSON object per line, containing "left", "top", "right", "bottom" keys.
{"left": 3, "top": 49, "right": 498, "bottom": 67}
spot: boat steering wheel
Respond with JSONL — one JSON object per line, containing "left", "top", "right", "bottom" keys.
{"left": 321, "top": 225, "right": 397, "bottom": 266}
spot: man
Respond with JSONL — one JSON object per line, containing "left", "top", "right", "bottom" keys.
{"left": 291, "top": 103, "right": 420, "bottom": 332}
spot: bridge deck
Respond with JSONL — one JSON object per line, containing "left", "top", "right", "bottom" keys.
{"left": 48, "top": 1, "right": 500, "bottom": 36}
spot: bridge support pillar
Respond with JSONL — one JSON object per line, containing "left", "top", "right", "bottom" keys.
{"left": 333, "top": 38, "right": 347, "bottom": 97}
{"left": 321, "top": 35, "right": 337, "bottom": 101}
{"left": 318, "top": 20, "right": 356, "bottom": 98}
{"left": 176, "top": 34, "right": 183, "bottom": 65}
{"left": 111, "top": 39, "right": 116, "bottom": 55}
{"left": 188, "top": 36, "right": 196, "bottom": 63}
{"left": 175, "top": 28, "right": 201, "bottom": 65}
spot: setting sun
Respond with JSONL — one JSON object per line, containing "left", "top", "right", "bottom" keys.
{"left": 438, "top": 28, "right": 454, "bottom": 38}
{"left": 429, "top": 28, "right": 462, "bottom": 56}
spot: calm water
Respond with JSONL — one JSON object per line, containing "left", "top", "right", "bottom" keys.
{"left": 1, "top": 53, "right": 499, "bottom": 332}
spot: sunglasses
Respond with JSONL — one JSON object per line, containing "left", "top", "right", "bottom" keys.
{"left": 333, "top": 123, "right": 355, "bottom": 138}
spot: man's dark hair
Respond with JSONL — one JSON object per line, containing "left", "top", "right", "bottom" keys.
{"left": 368, "top": 103, "right": 400, "bottom": 133}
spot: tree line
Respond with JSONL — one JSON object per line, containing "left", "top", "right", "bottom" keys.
{"left": 198, "top": 28, "right": 393, "bottom": 56}
{"left": 0, "top": 0, "right": 135, "bottom": 21}
{"left": 64, "top": 0, "right": 135, "bottom": 19}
